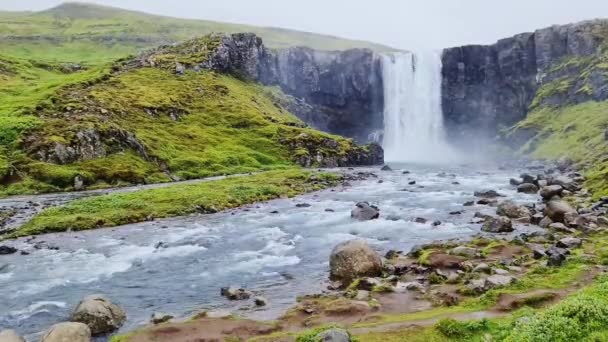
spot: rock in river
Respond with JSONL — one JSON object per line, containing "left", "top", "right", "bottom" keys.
{"left": 517, "top": 183, "right": 539, "bottom": 194}
{"left": 351, "top": 202, "right": 380, "bottom": 221}
{"left": 0, "top": 246, "right": 17, "bottom": 255}
{"left": 496, "top": 200, "right": 531, "bottom": 219}
{"left": 329, "top": 240, "right": 382, "bottom": 285}
{"left": 481, "top": 216, "right": 514, "bottom": 233}
{"left": 41, "top": 322, "right": 91, "bottom": 342}
{"left": 71, "top": 295, "right": 126, "bottom": 335}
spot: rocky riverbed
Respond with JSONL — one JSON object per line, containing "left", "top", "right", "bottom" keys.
{"left": 1, "top": 161, "right": 598, "bottom": 341}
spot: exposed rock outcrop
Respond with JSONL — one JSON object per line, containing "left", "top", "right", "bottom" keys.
{"left": 442, "top": 19, "right": 608, "bottom": 144}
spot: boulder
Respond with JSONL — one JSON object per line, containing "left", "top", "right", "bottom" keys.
{"left": 221, "top": 287, "right": 252, "bottom": 300}
{"left": 70, "top": 295, "right": 126, "bottom": 335}
{"left": 474, "top": 190, "right": 502, "bottom": 198}
{"left": 520, "top": 173, "right": 536, "bottom": 184}
{"left": 466, "top": 278, "right": 487, "bottom": 294}
{"left": 0, "top": 330, "right": 25, "bottom": 342}
{"left": 509, "top": 178, "right": 522, "bottom": 186}
{"left": 517, "top": 183, "right": 539, "bottom": 194}
{"left": 540, "top": 185, "right": 564, "bottom": 200}
{"left": 351, "top": 202, "right": 380, "bottom": 221}
{"left": 473, "top": 263, "right": 491, "bottom": 273}
{"left": 497, "top": 200, "right": 532, "bottom": 219}
{"left": 548, "top": 222, "right": 575, "bottom": 234}
{"left": 316, "top": 328, "right": 351, "bottom": 342}
{"left": 380, "top": 165, "right": 392, "bottom": 171}
{"left": 0, "top": 246, "right": 17, "bottom": 255}
{"left": 254, "top": 296, "right": 269, "bottom": 307}
{"left": 545, "top": 200, "right": 577, "bottom": 223}
{"left": 486, "top": 275, "right": 517, "bottom": 289}
{"left": 549, "top": 175, "right": 580, "bottom": 192}
{"left": 481, "top": 216, "right": 514, "bottom": 233}
{"left": 329, "top": 240, "right": 382, "bottom": 284}
{"left": 41, "top": 323, "right": 91, "bottom": 342}
{"left": 450, "top": 246, "right": 478, "bottom": 258}
{"left": 539, "top": 216, "right": 553, "bottom": 228}
{"left": 557, "top": 237, "right": 582, "bottom": 249}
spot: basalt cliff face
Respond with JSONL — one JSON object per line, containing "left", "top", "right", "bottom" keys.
{"left": 202, "top": 33, "right": 384, "bottom": 142}
{"left": 442, "top": 19, "right": 608, "bottom": 144}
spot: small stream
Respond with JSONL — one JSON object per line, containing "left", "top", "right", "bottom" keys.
{"left": 0, "top": 163, "right": 539, "bottom": 340}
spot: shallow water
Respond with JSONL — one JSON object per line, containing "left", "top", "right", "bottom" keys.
{"left": 0, "top": 163, "right": 539, "bottom": 340}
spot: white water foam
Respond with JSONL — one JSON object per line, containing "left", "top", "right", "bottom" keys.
{"left": 381, "top": 51, "right": 455, "bottom": 163}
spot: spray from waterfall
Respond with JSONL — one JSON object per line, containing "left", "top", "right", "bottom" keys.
{"left": 381, "top": 51, "right": 455, "bottom": 163}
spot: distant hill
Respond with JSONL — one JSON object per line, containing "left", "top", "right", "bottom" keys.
{"left": 0, "top": 2, "right": 395, "bottom": 64}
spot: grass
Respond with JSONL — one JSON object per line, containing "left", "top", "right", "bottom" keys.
{"left": 0, "top": 35, "right": 372, "bottom": 196}
{"left": 10, "top": 169, "right": 339, "bottom": 237}
{"left": 0, "top": 2, "right": 395, "bottom": 65}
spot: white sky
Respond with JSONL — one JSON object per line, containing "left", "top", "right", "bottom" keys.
{"left": 2, "top": 0, "right": 608, "bottom": 49}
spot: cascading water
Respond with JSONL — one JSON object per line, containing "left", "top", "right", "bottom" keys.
{"left": 381, "top": 51, "right": 452, "bottom": 163}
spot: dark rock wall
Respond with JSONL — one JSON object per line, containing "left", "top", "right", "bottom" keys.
{"left": 206, "top": 33, "right": 384, "bottom": 142}
{"left": 442, "top": 19, "right": 608, "bottom": 142}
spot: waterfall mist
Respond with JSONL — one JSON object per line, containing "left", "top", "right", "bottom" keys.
{"left": 381, "top": 51, "right": 457, "bottom": 164}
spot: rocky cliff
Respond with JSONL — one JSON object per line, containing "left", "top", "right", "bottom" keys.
{"left": 199, "top": 33, "right": 384, "bottom": 142}
{"left": 442, "top": 19, "right": 608, "bottom": 144}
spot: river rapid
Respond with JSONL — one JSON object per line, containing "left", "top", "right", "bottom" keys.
{"left": 0, "top": 163, "right": 540, "bottom": 340}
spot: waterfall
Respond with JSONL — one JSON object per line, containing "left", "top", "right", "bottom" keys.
{"left": 381, "top": 51, "right": 452, "bottom": 163}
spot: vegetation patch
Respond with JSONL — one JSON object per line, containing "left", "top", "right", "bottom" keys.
{"left": 10, "top": 169, "right": 339, "bottom": 237}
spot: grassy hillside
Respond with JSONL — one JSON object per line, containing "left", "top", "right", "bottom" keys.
{"left": 0, "top": 2, "right": 395, "bottom": 65}
{"left": 0, "top": 34, "right": 374, "bottom": 196}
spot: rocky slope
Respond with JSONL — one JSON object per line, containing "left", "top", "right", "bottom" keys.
{"left": 0, "top": 33, "right": 383, "bottom": 196}
{"left": 442, "top": 19, "right": 608, "bottom": 143}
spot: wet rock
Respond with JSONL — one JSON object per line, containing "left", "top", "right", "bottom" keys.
{"left": 520, "top": 173, "right": 535, "bottom": 184}
{"left": 385, "top": 215, "right": 402, "bottom": 222}
{"left": 449, "top": 211, "right": 462, "bottom": 215}
{"left": 481, "top": 216, "right": 514, "bottom": 233}
{"left": 432, "top": 220, "right": 442, "bottom": 226}
{"left": 539, "top": 216, "right": 553, "bottom": 228}
{"left": 545, "top": 200, "right": 577, "bottom": 223}
{"left": 151, "top": 312, "right": 174, "bottom": 324}
{"left": 329, "top": 240, "right": 382, "bottom": 284}
{"left": 0, "top": 246, "right": 17, "bottom": 255}
{"left": 316, "top": 328, "right": 351, "bottom": 342}
{"left": 408, "top": 181, "right": 416, "bottom": 185}
{"left": 497, "top": 200, "right": 532, "bottom": 219}
{"left": 71, "top": 295, "right": 126, "bottom": 335}
{"left": 510, "top": 178, "right": 522, "bottom": 186}
{"left": 474, "top": 190, "right": 503, "bottom": 198}
{"left": 41, "top": 322, "right": 91, "bottom": 342}
{"left": 415, "top": 217, "right": 428, "bottom": 224}
{"left": 351, "top": 202, "right": 380, "bottom": 221}
{"left": 380, "top": 165, "right": 392, "bottom": 171}
{"left": 450, "top": 246, "right": 478, "bottom": 258}
{"left": 296, "top": 203, "right": 311, "bottom": 208}
{"left": 531, "top": 213, "right": 544, "bottom": 225}
{"left": 540, "top": 185, "right": 564, "bottom": 200}
{"left": 557, "top": 237, "right": 582, "bottom": 249}
{"left": 0, "top": 330, "right": 25, "bottom": 342}
{"left": 254, "top": 296, "right": 269, "bottom": 307}
{"left": 270, "top": 210, "right": 280, "bottom": 214}
{"left": 517, "top": 183, "right": 539, "bottom": 194}
{"left": 477, "top": 198, "right": 498, "bottom": 206}
{"left": 463, "top": 201, "right": 475, "bottom": 206}
{"left": 221, "top": 287, "right": 252, "bottom": 300}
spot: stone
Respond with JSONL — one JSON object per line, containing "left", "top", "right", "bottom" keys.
{"left": 0, "top": 330, "right": 25, "bottom": 342}
{"left": 539, "top": 216, "right": 553, "bottom": 228}
{"left": 329, "top": 240, "right": 382, "bottom": 284}
{"left": 463, "top": 201, "right": 475, "bottom": 206}
{"left": 545, "top": 200, "right": 577, "bottom": 223}
{"left": 355, "top": 290, "right": 370, "bottom": 300}
{"left": 520, "top": 173, "right": 536, "bottom": 184}
{"left": 549, "top": 175, "right": 580, "bottom": 192}
{"left": 466, "top": 278, "right": 487, "bottom": 294}
{"left": 71, "top": 295, "right": 126, "bottom": 335}
{"left": 547, "top": 253, "right": 566, "bottom": 267}
{"left": 473, "top": 263, "right": 491, "bottom": 273}
{"left": 0, "top": 246, "right": 17, "bottom": 255}
{"left": 151, "top": 312, "right": 174, "bottom": 324}
{"left": 477, "top": 198, "right": 498, "bottom": 206}
{"left": 432, "top": 220, "right": 442, "bottom": 226}
{"left": 497, "top": 200, "right": 531, "bottom": 219}
{"left": 380, "top": 165, "right": 392, "bottom": 171}
{"left": 532, "top": 248, "right": 546, "bottom": 259}
{"left": 415, "top": 217, "right": 428, "bottom": 224}
{"left": 494, "top": 269, "right": 510, "bottom": 275}
{"left": 409, "top": 180, "right": 416, "bottom": 185}
{"left": 540, "top": 185, "right": 564, "bottom": 200}
{"left": 296, "top": 203, "right": 311, "bottom": 208}
{"left": 41, "top": 323, "right": 91, "bottom": 342}
{"left": 510, "top": 178, "right": 522, "bottom": 186}
{"left": 254, "top": 296, "right": 269, "bottom": 307}
{"left": 481, "top": 216, "right": 514, "bottom": 233}
{"left": 450, "top": 246, "right": 478, "bottom": 258}
{"left": 517, "top": 183, "right": 539, "bottom": 194}
{"left": 548, "top": 222, "right": 575, "bottom": 234}
{"left": 474, "top": 190, "right": 502, "bottom": 198}
{"left": 358, "top": 277, "right": 382, "bottom": 291}
{"left": 316, "top": 328, "right": 351, "bottom": 342}
{"left": 351, "top": 202, "right": 380, "bottom": 221}
{"left": 557, "top": 237, "right": 582, "bottom": 249}
{"left": 221, "top": 287, "right": 252, "bottom": 300}
{"left": 74, "top": 175, "right": 85, "bottom": 191}
{"left": 486, "top": 275, "right": 517, "bottom": 288}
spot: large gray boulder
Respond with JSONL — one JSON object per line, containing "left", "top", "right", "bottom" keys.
{"left": 329, "top": 240, "right": 382, "bottom": 284}
{"left": 70, "top": 295, "right": 126, "bottom": 335}
{"left": 41, "top": 323, "right": 91, "bottom": 342}
{"left": 517, "top": 183, "right": 539, "bottom": 194}
{"left": 497, "top": 200, "right": 531, "bottom": 219}
{"left": 481, "top": 216, "right": 514, "bottom": 233}
{"left": 351, "top": 202, "right": 380, "bottom": 221}
{"left": 316, "top": 328, "right": 351, "bottom": 342}
{"left": 0, "top": 330, "right": 24, "bottom": 342}
{"left": 545, "top": 200, "right": 577, "bottom": 223}
{"left": 540, "top": 185, "right": 564, "bottom": 200}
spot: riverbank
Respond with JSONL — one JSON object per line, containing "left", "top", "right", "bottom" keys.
{"left": 2, "top": 169, "right": 342, "bottom": 239}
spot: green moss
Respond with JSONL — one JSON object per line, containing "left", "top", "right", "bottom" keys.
{"left": 10, "top": 169, "right": 339, "bottom": 237}
{"left": 435, "top": 318, "right": 490, "bottom": 339}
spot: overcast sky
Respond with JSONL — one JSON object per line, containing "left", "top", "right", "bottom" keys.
{"left": 3, "top": 0, "right": 608, "bottom": 49}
